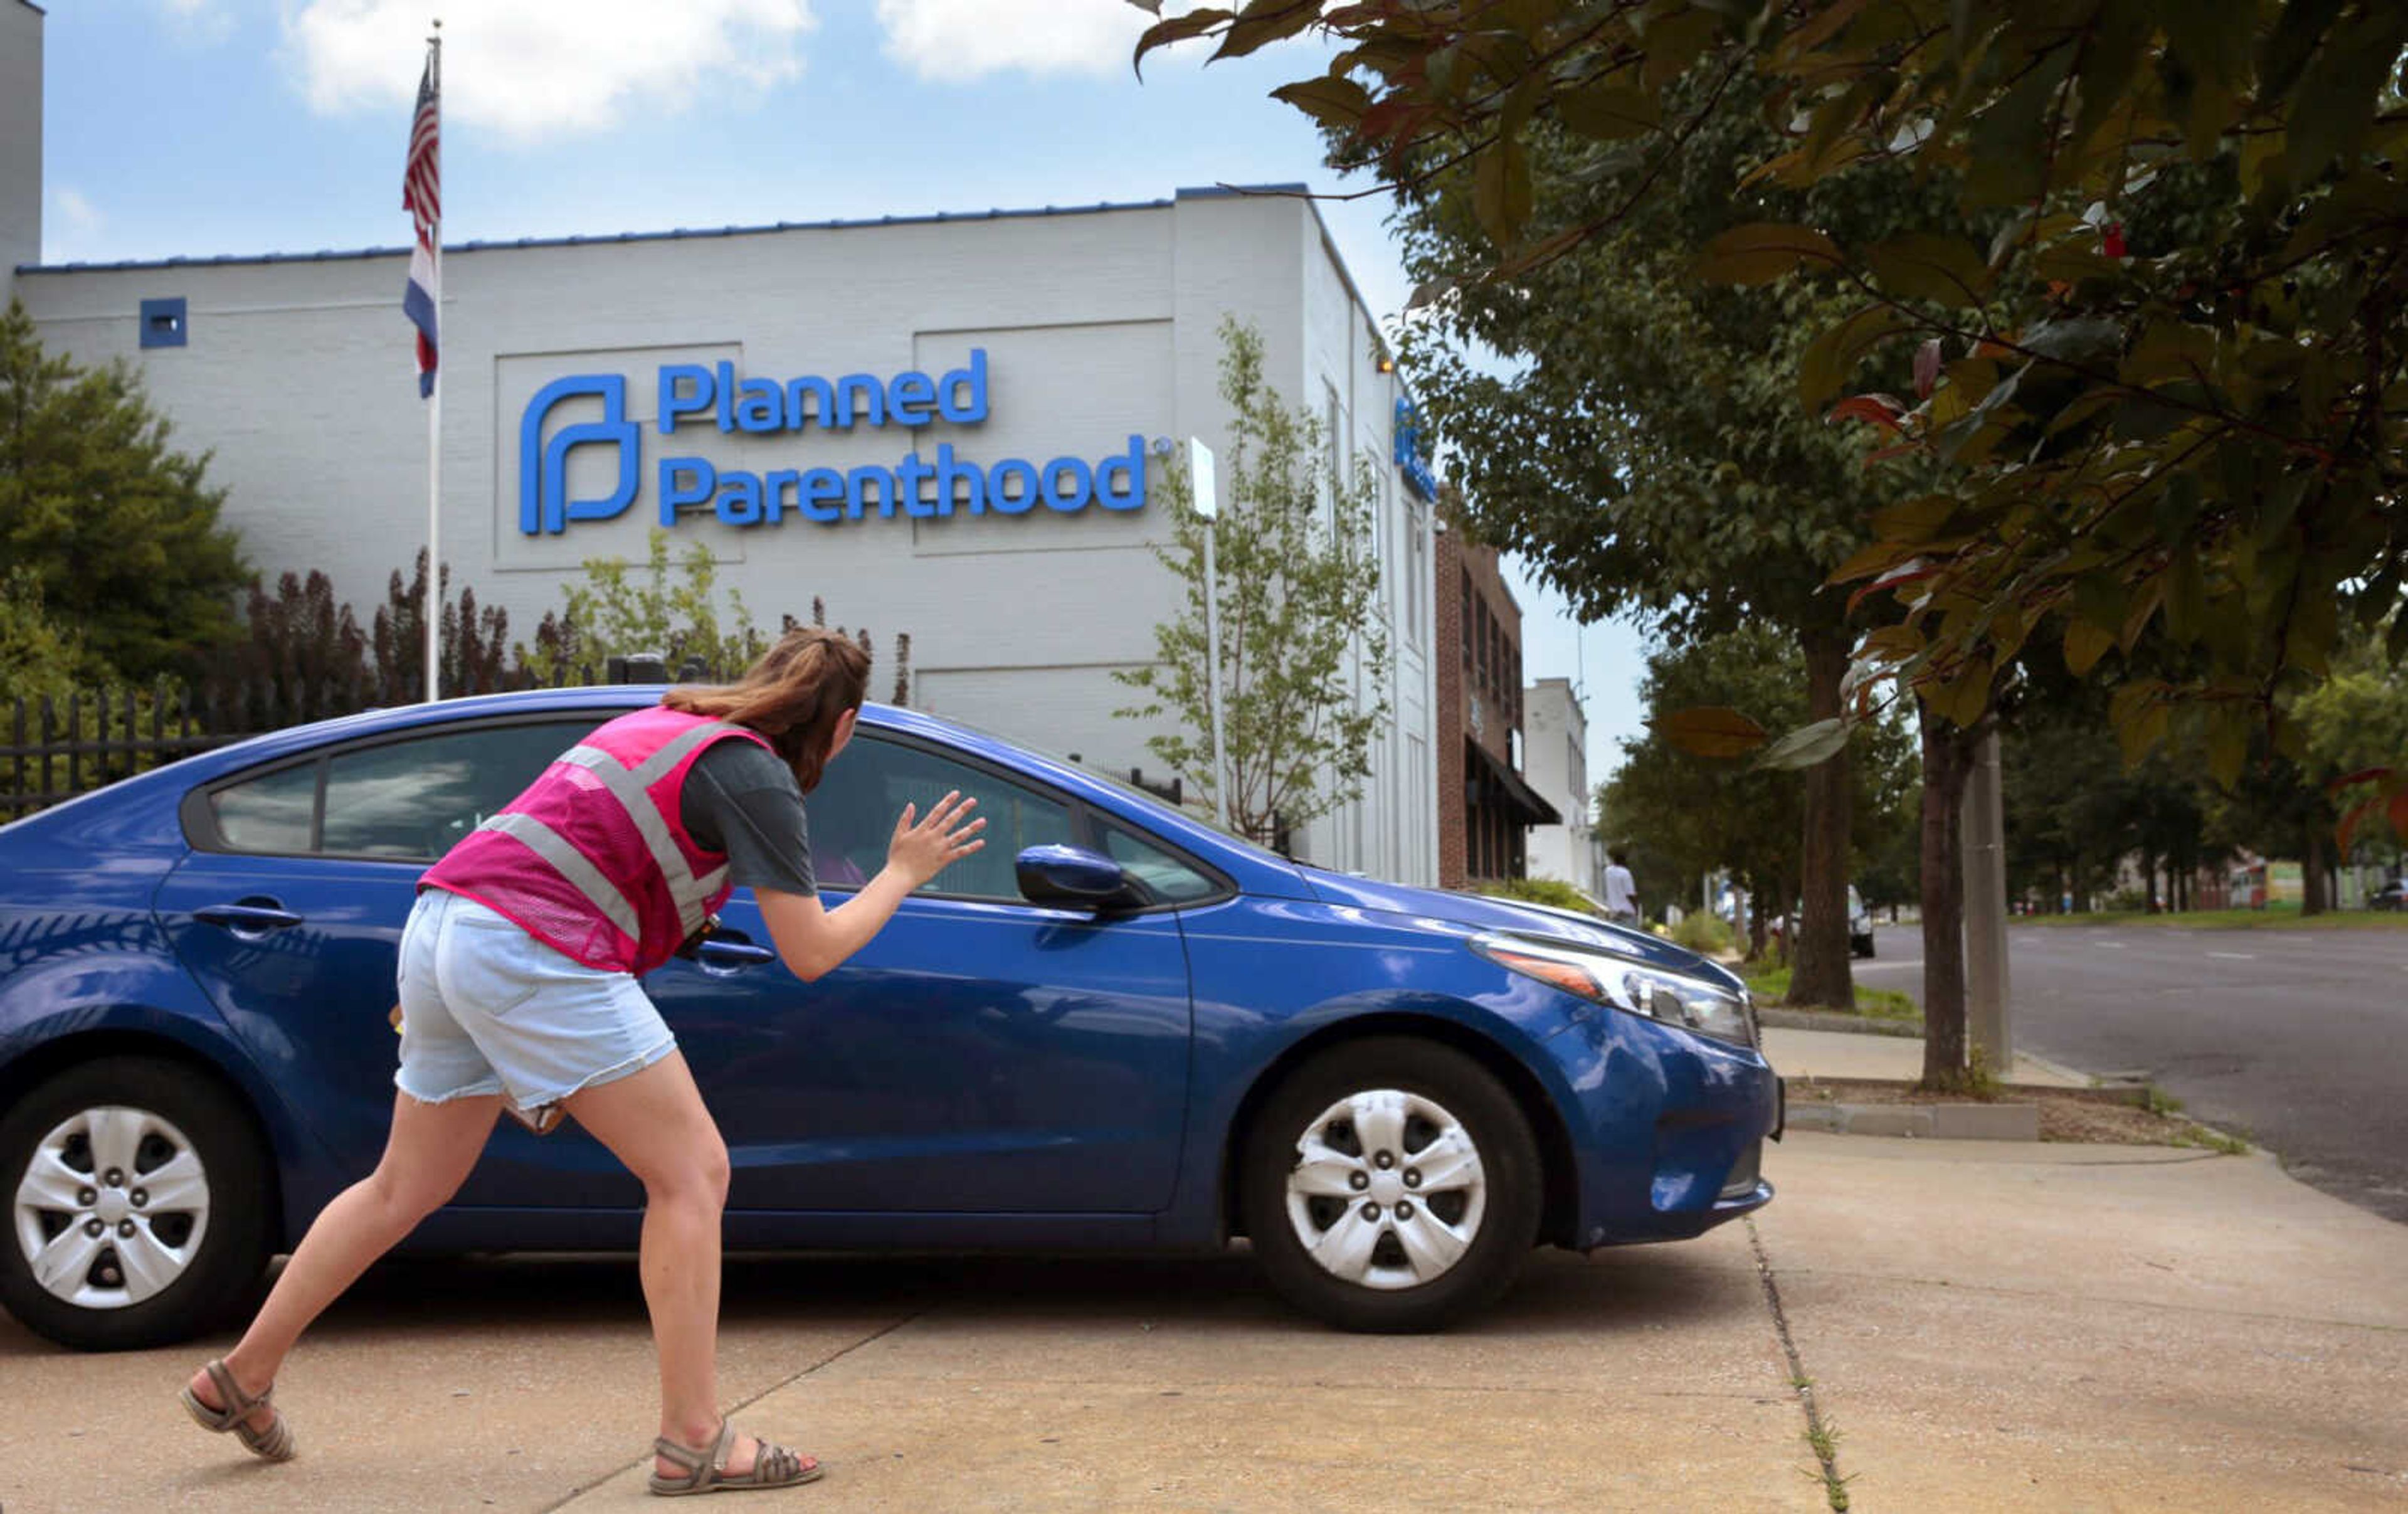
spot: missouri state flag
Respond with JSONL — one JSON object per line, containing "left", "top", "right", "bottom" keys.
{"left": 401, "top": 43, "right": 440, "bottom": 398}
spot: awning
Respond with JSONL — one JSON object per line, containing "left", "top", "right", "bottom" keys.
{"left": 1465, "top": 738, "right": 1560, "bottom": 826}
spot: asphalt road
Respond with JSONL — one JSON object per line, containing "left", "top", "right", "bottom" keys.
{"left": 1857, "top": 920, "right": 2408, "bottom": 1222}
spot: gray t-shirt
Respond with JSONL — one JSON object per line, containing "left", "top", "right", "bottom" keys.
{"left": 679, "top": 738, "right": 817, "bottom": 897}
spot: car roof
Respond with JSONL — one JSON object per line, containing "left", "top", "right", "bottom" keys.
{"left": 3, "top": 687, "right": 1302, "bottom": 894}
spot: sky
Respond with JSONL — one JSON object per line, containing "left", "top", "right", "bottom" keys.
{"left": 28, "top": 0, "right": 1655, "bottom": 798}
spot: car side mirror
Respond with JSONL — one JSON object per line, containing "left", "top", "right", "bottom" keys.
{"left": 1015, "top": 844, "right": 1138, "bottom": 911}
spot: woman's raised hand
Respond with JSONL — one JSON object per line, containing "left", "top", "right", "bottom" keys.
{"left": 887, "top": 791, "right": 986, "bottom": 889}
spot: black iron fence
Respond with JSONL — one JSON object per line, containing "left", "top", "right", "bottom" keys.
{"left": 2, "top": 683, "right": 230, "bottom": 820}
{"left": 0, "top": 660, "right": 703, "bottom": 823}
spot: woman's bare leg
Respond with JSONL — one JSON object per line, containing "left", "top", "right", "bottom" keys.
{"left": 562, "top": 1051, "right": 804, "bottom": 1481}
{"left": 188, "top": 1091, "right": 502, "bottom": 1433}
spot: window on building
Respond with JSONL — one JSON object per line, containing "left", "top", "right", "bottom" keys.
{"left": 1323, "top": 382, "right": 1343, "bottom": 538}
{"left": 1405, "top": 504, "right": 1424, "bottom": 647}
{"left": 1461, "top": 571, "right": 1474, "bottom": 669}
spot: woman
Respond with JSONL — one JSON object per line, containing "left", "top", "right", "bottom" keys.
{"left": 179, "top": 627, "right": 984, "bottom": 1495}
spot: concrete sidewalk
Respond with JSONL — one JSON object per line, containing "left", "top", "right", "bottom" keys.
{"left": 1762, "top": 1025, "right": 2091, "bottom": 1087}
{"left": 3, "top": 1028, "right": 2400, "bottom": 1511}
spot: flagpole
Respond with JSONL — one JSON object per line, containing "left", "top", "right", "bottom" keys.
{"left": 425, "top": 327, "right": 441, "bottom": 703}
{"left": 421, "top": 21, "right": 442, "bottom": 704}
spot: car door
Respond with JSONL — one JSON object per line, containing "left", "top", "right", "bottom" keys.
{"left": 643, "top": 731, "right": 1198, "bottom": 1214}
{"left": 152, "top": 712, "right": 618, "bottom": 1204}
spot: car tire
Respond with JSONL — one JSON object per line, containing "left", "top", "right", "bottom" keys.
{"left": 0, "top": 1058, "right": 275, "bottom": 1352}
{"left": 1241, "top": 1037, "right": 1541, "bottom": 1333}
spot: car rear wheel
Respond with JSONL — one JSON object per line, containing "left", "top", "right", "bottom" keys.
{"left": 1241, "top": 1037, "right": 1541, "bottom": 1333}
{"left": 0, "top": 1058, "right": 275, "bottom": 1351}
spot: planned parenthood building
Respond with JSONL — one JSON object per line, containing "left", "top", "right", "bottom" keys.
{"left": 1, "top": 6, "right": 1441, "bottom": 884}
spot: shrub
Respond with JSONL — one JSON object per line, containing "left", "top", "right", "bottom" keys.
{"left": 1671, "top": 910, "right": 1735, "bottom": 956}
{"left": 1472, "top": 876, "right": 1600, "bottom": 916}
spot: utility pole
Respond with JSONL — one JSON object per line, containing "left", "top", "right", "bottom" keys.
{"left": 1189, "top": 439, "right": 1230, "bottom": 831}
{"left": 1962, "top": 726, "right": 2012, "bottom": 1069}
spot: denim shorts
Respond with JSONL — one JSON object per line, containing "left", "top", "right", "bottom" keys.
{"left": 394, "top": 888, "right": 676, "bottom": 1116}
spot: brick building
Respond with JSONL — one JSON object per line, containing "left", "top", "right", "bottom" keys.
{"left": 1434, "top": 499, "right": 1558, "bottom": 887}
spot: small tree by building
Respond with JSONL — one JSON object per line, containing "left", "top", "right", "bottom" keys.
{"left": 0, "top": 299, "right": 249, "bottom": 683}
{"left": 1115, "top": 319, "right": 1391, "bottom": 845}
{"left": 515, "top": 528, "right": 767, "bottom": 682}
{"left": 371, "top": 548, "right": 514, "bottom": 702}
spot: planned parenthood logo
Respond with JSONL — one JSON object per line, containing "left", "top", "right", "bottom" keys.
{"left": 520, "top": 376, "right": 640, "bottom": 535}
{"left": 516, "top": 352, "right": 1149, "bottom": 536}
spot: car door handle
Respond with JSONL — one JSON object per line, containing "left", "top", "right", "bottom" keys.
{"left": 695, "top": 939, "right": 778, "bottom": 972}
{"left": 194, "top": 901, "right": 305, "bottom": 935}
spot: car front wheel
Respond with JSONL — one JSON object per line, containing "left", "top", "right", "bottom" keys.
{"left": 1241, "top": 1037, "right": 1541, "bottom": 1333}
{"left": 0, "top": 1058, "right": 275, "bottom": 1351}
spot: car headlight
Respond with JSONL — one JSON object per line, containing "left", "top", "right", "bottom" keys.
{"left": 1474, "top": 933, "right": 1756, "bottom": 1048}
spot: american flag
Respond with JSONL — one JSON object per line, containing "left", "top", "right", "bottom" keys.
{"left": 401, "top": 43, "right": 440, "bottom": 399}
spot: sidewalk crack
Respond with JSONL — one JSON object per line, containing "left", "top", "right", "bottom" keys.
{"left": 540, "top": 1310, "right": 925, "bottom": 1511}
{"left": 1748, "top": 1216, "right": 1851, "bottom": 1511}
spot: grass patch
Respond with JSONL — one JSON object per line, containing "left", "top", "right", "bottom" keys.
{"left": 1745, "top": 963, "right": 1920, "bottom": 1020}
{"left": 2018, "top": 905, "right": 2408, "bottom": 930}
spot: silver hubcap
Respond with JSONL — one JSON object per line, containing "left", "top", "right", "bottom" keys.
{"left": 1284, "top": 1088, "right": 1486, "bottom": 1291}
{"left": 12, "top": 1106, "right": 211, "bottom": 1310}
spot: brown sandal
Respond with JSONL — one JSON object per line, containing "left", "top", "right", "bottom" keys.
{"left": 648, "top": 1421, "right": 821, "bottom": 1496}
{"left": 179, "top": 1358, "right": 296, "bottom": 1462}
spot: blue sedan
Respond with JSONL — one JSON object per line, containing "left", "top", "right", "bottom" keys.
{"left": 0, "top": 687, "right": 1778, "bottom": 1348}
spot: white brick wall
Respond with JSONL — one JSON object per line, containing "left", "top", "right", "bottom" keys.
{"left": 16, "top": 188, "right": 1441, "bottom": 882}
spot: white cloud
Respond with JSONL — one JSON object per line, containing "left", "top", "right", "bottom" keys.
{"left": 45, "top": 187, "right": 105, "bottom": 263}
{"left": 875, "top": 0, "right": 1153, "bottom": 82}
{"left": 284, "top": 1, "right": 818, "bottom": 142}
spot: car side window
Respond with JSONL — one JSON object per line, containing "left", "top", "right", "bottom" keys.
{"left": 808, "top": 736, "right": 1074, "bottom": 902}
{"left": 205, "top": 719, "right": 601, "bottom": 859}
{"left": 320, "top": 721, "right": 599, "bottom": 859}
{"left": 1100, "top": 825, "right": 1220, "bottom": 904}
{"left": 209, "top": 761, "right": 317, "bottom": 854}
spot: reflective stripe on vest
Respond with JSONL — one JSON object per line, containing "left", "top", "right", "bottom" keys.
{"left": 468, "top": 717, "right": 739, "bottom": 940}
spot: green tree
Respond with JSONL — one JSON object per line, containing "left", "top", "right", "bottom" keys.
{"left": 1603, "top": 626, "right": 1814, "bottom": 961}
{"left": 1135, "top": 0, "right": 2408, "bottom": 1084}
{"left": 0, "top": 299, "right": 248, "bottom": 681}
{"left": 515, "top": 529, "right": 768, "bottom": 685}
{"left": 2306, "top": 626, "right": 2408, "bottom": 861}
{"left": 0, "top": 567, "right": 88, "bottom": 706}
{"left": 1377, "top": 63, "right": 1979, "bottom": 1010}
{"left": 1600, "top": 624, "right": 1914, "bottom": 971}
{"left": 1114, "top": 319, "right": 1391, "bottom": 844}
{"left": 1137, "top": 0, "right": 2408, "bottom": 761}
{"left": 371, "top": 549, "right": 517, "bottom": 702}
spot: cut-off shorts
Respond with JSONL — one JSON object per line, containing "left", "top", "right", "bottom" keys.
{"left": 395, "top": 887, "right": 676, "bottom": 1116}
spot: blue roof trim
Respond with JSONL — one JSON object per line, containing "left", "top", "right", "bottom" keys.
{"left": 9, "top": 188, "right": 1356, "bottom": 276}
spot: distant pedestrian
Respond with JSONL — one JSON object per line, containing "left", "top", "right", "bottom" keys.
{"left": 1602, "top": 850, "right": 1639, "bottom": 925}
{"left": 179, "top": 627, "right": 985, "bottom": 1495}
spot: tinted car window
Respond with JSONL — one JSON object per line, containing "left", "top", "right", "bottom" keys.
{"left": 808, "top": 736, "right": 1072, "bottom": 901}
{"left": 319, "top": 721, "right": 599, "bottom": 859}
{"left": 1101, "top": 825, "right": 1220, "bottom": 904}
{"left": 209, "top": 761, "right": 317, "bottom": 853}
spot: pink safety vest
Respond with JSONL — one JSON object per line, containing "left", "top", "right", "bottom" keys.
{"left": 421, "top": 707, "right": 772, "bottom": 976}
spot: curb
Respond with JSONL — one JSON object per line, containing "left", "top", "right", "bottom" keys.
{"left": 1757, "top": 1007, "right": 1922, "bottom": 1038}
{"left": 1786, "top": 1100, "right": 2041, "bottom": 1140}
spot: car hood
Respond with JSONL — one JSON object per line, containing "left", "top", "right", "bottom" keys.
{"left": 1296, "top": 868, "right": 1745, "bottom": 992}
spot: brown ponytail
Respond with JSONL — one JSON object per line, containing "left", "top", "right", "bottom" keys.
{"left": 662, "top": 627, "right": 870, "bottom": 792}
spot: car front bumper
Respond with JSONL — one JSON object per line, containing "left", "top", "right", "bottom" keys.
{"left": 1546, "top": 1008, "right": 1783, "bottom": 1249}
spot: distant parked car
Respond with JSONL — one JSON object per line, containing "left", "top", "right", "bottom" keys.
{"left": 2371, "top": 878, "right": 2405, "bottom": 913}
{"left": 0, "top": 687, "right": 1781, "bottom": 1350}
